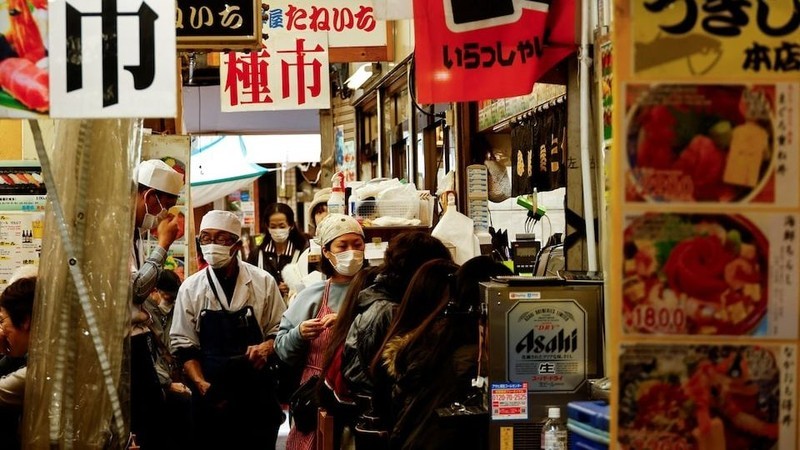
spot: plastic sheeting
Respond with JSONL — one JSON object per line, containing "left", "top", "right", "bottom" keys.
{"left": 23, "top": 120, "right": 140, "bottom": 449}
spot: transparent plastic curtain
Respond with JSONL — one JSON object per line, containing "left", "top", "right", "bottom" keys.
{"left": 22, "top": 120, "right": 141, "bottom": 449}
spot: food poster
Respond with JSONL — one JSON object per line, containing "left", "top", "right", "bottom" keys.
{"left": 632, "top": 0, "right": 800, "bottom": 80}
{"left": 618, "top": 344, "right": 797, "bottom": 450}
{"left": 0, "top": 0, "right": 48, "bottom": 117}
{"left": 0, "top": 212, "right": 43, "bottom": 289}
{"left": 622, "top": 212, "right": 799, "bottom": 338}
{"left": 624, "top": 83, "right": 798, "bottom": 206}
{"left": 613, "top": 0, "right": 800, "bottom": 446}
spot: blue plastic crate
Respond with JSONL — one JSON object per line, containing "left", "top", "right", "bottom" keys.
{"left": 567, "top": 401, "right": 609, "bottom": 432}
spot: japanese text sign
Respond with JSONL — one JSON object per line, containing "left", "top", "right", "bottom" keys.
{"left": 633, "top": 0, "right": 800, "bottom": 78}
{"left": 176, "top": 0, "right": 261, "bottom": 50}
{"left": 264, "top": 0, "right": 386, "bottom": 49}
{"left": 412, "top": 0, "right": 575, "bottom": 103}
{"left": 220, "top": 32, "right": 331, "bottom": 111}
{"left": 49, "top": 0, "right": 177, "bottom": 118}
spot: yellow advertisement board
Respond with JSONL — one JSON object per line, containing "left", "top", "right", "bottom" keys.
{"left": 632, "top": 0, "right": 800, "bottom": 79}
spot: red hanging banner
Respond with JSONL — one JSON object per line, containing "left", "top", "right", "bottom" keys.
{"left": 412, "top": 0, "right": 575, "bottom": 104}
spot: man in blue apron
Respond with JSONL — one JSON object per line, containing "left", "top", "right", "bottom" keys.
{"left": 130, "top": 159, "right": 184, "bottom": 449}
{"left": 171, "top": 210, "right": 287, "bottom": 449}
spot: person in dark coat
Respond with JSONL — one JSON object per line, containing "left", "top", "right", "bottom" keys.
{"left": 379, "top": 256, "right": 512, "bottom": 450}
{"left": 341, "top": 232, "right": 451, "bottom": 448}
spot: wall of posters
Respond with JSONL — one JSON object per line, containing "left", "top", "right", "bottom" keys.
{"left": 612, "top": 0, "right": 800, "bottom": 447}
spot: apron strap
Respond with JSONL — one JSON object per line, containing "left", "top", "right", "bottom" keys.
{"left": 205, "top": 268, "right": 226, "bottom": 310}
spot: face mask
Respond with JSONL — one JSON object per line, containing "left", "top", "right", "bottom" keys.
{"left": 141, "top": 192, "right": 168, "bottom": 231}
{"left": 201, "top": 243, "right": 235, "bottom": 269}
{"left": 269, "top": 228, "right": 291, "bottom": 243}
{"left": 331, "top": 250, "right": 364, "bottom": 277}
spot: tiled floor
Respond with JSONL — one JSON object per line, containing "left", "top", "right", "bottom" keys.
{"left": 276, "top": 408, "right": 290, "bottom": 449}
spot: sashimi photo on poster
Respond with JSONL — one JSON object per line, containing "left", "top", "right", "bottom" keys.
{"left": 0, "top": 0, "right": 48, "bottom": 117}
{"left": 622, "top": 212, "right": 799, "bottom": 338}
{"left": 618, "top": 344, "right": 796, "bottom": 450}
{"left": 623, "top": 83, "right": 798, "bottom": 205}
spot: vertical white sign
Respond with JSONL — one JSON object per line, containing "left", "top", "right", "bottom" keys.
{"left": 220, "top": 32, "right": 330, "bottom": 112}
{"left": 49, "top": 0, "right": 177, "bottom": 118}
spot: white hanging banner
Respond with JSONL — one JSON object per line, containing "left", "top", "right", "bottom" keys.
{"left": 371, "top": 0, "right": 413, "bottom": 20}
{"left": 220, "top": 32, "right": 330, "bottom": 112}
{"left": 49, "top": 0, "right": 177, "bottom": 118}
{"left": 264, "top": 0, "right": 386, "bottom": 48}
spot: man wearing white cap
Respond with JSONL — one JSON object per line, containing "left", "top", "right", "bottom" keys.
{"left": 170, "top": 210, "right": 286, "bottom": 449}
{"left": 130, "top": 159, "right": 184, "bottom": 449}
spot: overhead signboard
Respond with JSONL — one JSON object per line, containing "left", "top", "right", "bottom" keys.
{"left": 49, "top": 0, "right": 177, "bottom": 118}
{"left": 264, "top": 0, "right": 391, "bottom": 62}
{"left": 176, "top": 0, "right": 262, "bottom": 51}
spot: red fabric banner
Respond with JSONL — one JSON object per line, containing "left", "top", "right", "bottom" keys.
{"left": 413, "top": 0, "right": 575, "bottom": 104}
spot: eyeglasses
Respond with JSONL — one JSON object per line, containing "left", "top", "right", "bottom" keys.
{"left": 198, "top": 234, "right": 238, "bottom": 246}
{"left": 198, "top": 233, "right": 238, "bottom": 246}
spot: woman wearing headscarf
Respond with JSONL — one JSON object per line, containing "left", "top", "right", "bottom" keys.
{"left": 274, "top": 214, "right": 366, "bottom": 450}
{"left": 248, "top": 203, "right": 309, "bottom": 297}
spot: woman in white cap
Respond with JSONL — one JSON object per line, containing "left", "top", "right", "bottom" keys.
{"left": 274, "top": 213, "right": 366, "bottom": 450}
{"left": 280, "top": 188, "right": 332, "bottom": 300}
{"left": 170, "top": 210, "right": 287, "bottom": 450}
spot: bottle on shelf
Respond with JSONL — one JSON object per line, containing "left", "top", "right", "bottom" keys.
{"left": 328, "top": 171, "right": 346, "bottom": 215}
{"left": 541, "top": 407, "right": 567, "bottom": 450}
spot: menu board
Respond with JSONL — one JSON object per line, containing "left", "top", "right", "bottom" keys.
{"left": 612, "top": 0, "right": 800, "bottom": 447}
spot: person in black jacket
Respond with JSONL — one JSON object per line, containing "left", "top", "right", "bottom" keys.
{"left": 341, "top": 231, "right": 451, "bottom": 448}
{"left": 247, "top": 203, "right": 309, "bottom": 298}
{"left": 379, "top": 256, "right": 512, "bottom": 450}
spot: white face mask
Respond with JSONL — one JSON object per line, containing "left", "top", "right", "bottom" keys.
{"left": 331, "top": 250, "right": 364, "bottom": 277}
{"left": 269, "top": 228, "right": 291, "bottom": 244}
{"left": 141, "top": 192, "right": 168, "bottom": 231}
{"left": 201, "top": 243, "right": 235, "bottom": 269}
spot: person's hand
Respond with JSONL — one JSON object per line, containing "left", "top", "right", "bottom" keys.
{"left": 157, "top": 213, "right": 180, "bottom": 250}
{"left": 169, "top": 382, "right": 191, "bottom": 396}
{"left": 195, "top": 380, "right": 211, "bottom": 396}
{"left": 246, "top": 340, "right": 275, "bottom": 370}
{"left": 278, "top": 282, "right": 289, "bottom": 296}
{"left": 320, "top": 313, "right": 337, "bottom": 329}
{"left": 299, "top": 318, "right": 324, "bottom": 340}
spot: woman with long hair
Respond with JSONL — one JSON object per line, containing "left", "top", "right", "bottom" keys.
{"left": 379, "top": 256, "right": 512, "bottom": 450}
{"left": 248, "top": 202, "right": 309, "bottom": 297}
{"left": 274, "top": 214, "right": 366, "bottom": 450}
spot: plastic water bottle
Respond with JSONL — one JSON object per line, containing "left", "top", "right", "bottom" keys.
{"left": 541, "top": 407, "right": 567, "bottom": 450}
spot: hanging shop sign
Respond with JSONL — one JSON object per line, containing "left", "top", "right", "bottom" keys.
{"left": 0, "top": 0, "right": 49, "bottom": 118}
{"left": 220, "top": 32, "right": 330, "bottom": 111}
{"left": 412, "top": 0, "right": 576, "bottom": 103}
{"left": 264, "top": 0, "right": 390, "bottom": 62}
{"left": 176, "top": 0, "right": 262, "bottom": 50}
{"left": 49, "top": 0, "right": 177, "bottom": 118}
{"left": 633, "top": 0, "right": 800, "bottom": 78}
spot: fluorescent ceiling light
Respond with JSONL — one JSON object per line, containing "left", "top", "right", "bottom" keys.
{"left": 345, "top": 63, "right": 377, "bottom": 90}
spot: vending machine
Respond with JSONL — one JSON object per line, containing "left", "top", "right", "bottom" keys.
{"left": 482, "top": 276, "right": 605, "bottom": 450}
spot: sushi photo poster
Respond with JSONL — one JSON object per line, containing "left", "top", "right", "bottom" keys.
{"left": 0, "top": 0, "right": 49, "bottom": 117}
{"left": 612, "top": 0, "right": 800, "bottom": 448}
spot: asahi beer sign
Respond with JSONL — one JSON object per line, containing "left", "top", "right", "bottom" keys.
{"left": 49, "top": 0, "right": 177, "bottom": 118}
{"left": 507, "top": 300, "right": 587, "bottom": 392}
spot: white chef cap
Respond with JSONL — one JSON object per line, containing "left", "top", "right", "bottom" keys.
{"left": 200, "top": 210, "right": 242, "bottom": 238}
{"left": 314, "top": 213, "right": 364, "bottom": 247}
{"left": 136, "top": 159, "right": 183, "bottom": 196}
